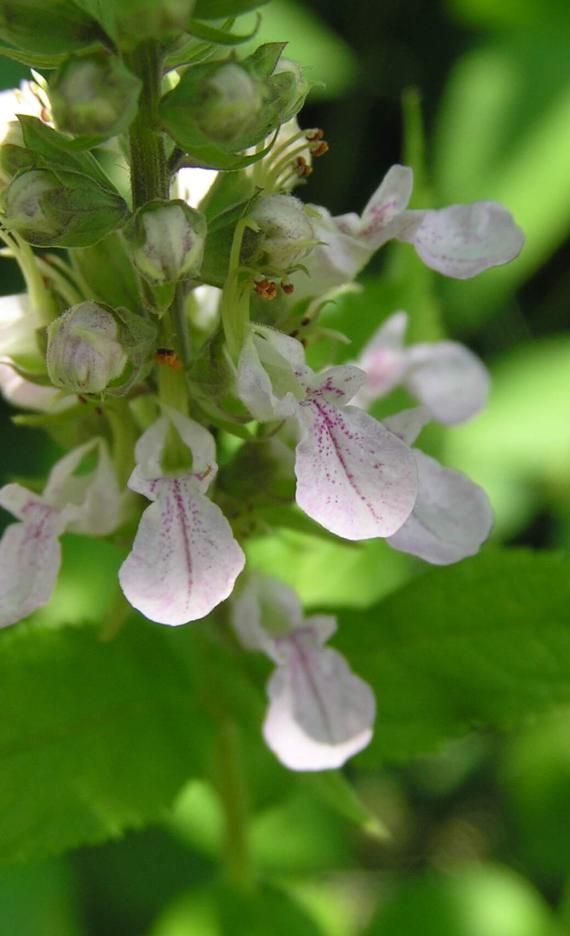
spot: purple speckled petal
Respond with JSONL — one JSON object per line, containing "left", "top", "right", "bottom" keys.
{"left": 400, "top": 202, "right": 525, "bottom": 279}
{"left": 119, "top": 477, "right": 245, "bottom": 626}
{"left": 295, "top": 400, "right": 417, "bottom": 540}
{"left": 0, "top": 485, "right": 64, "bottom": 628}
{"left": 359, "top": 164, "right": 414, "bottom": 244}
{"left": 305, "top": 364, "right": 367, "bottom": 405}
{"left": 263, "top": 637, "right": 375, "bottom": 771}
{"left": 387, "top": 450, "right": 493, "bottom": 565}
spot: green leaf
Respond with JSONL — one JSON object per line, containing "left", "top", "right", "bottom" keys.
{"left": 0, "top": 620, "right": 201, "bottom": 865}
{"left": 187, "top": 13, "right": 261, "bottom": 46}
{"left": 0, "top": 0, "right": 105, "bottom": 55}
{"left": 71, "top": 232, "right": 143, "bottom": 310}
{"left": 18, "top": 116, "right": 114, "bottom": 189}
{"left": 193, "top": 0, "right": 270, "bottom": 19}
{"left": 0, "top": 45, "right": 69, "bottom": 68}
{"left": 334, "top": 549, "right": 570, "bottom": 764}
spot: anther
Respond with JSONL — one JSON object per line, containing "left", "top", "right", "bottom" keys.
{"left": 154, "top": 348, "right": 182, "bottom": 370}
{"left": 305, "top": 129, "right": 324, "bottom": 141}
{"left": 281, "top": 280, "right": 295, "bottom": 295}
{"left": 310, "top": 141, "right": 329, "bottom": 157}
{"left": 254, "top": 278, "right": 278, "bottom": 300}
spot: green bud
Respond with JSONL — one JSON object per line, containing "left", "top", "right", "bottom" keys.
{"left": 46, "top": 301, "right": 128, "bottom": 394}
{"left": 2, "top": 168, "right": 128, "bottom": 247}
{"left": 245, "top": 194, "right": 315, "bottom": 271}
{"left": 49, "top": 52, "right": 142, "bottom": 141}
{"left": 271, "top": 58, "right": 310, "bottom": 123}
{"left": 195, "top": 64, "right": 263, "bottom": 146}
{"left": 0, "top": 0, "right": 104, "bottom": 56}
{"left": 125, "top": 199, "right": 207, "bottom": 285}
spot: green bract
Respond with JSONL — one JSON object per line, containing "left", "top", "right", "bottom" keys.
{"left": 159, "top": 44, "right": 309, "bottom": 168}
{"left": 0, "top": 0, "right": 104, "bottom": 55}
{"left": 48, "top": 51, "right": 142, "bottom": 140}
{"left": 2, "top": 167, "right": 128, "bottom": 247}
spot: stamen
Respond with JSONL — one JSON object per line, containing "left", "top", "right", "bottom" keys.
{"left": 155, "top": 348, "right": 183, "bottom": 370}
{"left": 254, "top": 278, "right": 278, "bottom": 300}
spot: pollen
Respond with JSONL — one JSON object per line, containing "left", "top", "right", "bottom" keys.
{"left": 254, "top": 278, "right": 278, "bottom": 300}
{"left": 154, "top": 348, "right": 182, "bottom": 370}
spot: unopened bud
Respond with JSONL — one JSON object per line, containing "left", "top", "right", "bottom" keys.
{"left": 46, "top": 301, "right": 128, "bottom": 394}
{"left": 246, "top": 194, "right": 315, "bottom": 271}
{"left": 125, "top": 199, "right": 207, "bottom": 284}
{"left": 196, "top": 64, "right": 263, "bottom": 146}
{"left": 114, "top": 0, "right": 194, "bottom": 44}
{"left": 271, "top": 58, "right": 310, "bottom": 123}
{"left": 2, "top": 168, "right": 127, "bottom": 247}
{"left": 49, "top": 51, "right": 141, "bottom": 140}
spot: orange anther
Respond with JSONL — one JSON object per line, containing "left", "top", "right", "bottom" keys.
{"left": 154, "top": 347, "right": 182, "bottom": 370}
{"left": 254, "top": 278, "right": 278, "bottom": 300}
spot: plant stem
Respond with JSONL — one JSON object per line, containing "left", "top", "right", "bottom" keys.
{"left": 216, "top": 719, "right": 255, "bottom": 893}
{"left": 125, "top": 41, "right": 169, "bottom": 209}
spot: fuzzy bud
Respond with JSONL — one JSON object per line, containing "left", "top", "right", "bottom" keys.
{"left": 125, "top": 199, "right": 207, "bottom": 285}
{"left": 2, "top": 168, "right": 127, "bottom": 247}
{"left": 49, "top": 51, "right": 141, "bottom": 140}
{"left": 196, "top": 63, "right": 263, "bottom": 146}
{"left": 246, "top": 194, "right": 315, "bottom": 271}
{"left": 46, "top": 301, "right": 128, "bottom": 394}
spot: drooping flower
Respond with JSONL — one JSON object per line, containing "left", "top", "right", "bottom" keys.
{"left": 232, "top": 574, "right": 375, "bottom": 771}
{"left": 354, "top": 310, "right": 489, "bottom": 425}
{"left": 291, "top": 164, "right": 525, "bottom": 301}
{"left": 119, "top": 407, "right": 245, "bottom": 626}
{"left": 237, "top": 325, "right": 418, "bottom": 541}
{"left": 383, "top": 407, "right": 493, "bottom": 564}
{"left": 0, "top": 438, "right": 128, "bottom": 628}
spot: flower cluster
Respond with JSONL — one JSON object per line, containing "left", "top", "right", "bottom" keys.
{"left": 0, "top": 29, "right": 523, "bottom": 772}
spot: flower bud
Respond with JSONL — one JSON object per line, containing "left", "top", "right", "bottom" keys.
{"left": 271, "top": 58, "right": 310, "bottom": 124}
{"left": 2, "top": 168, "right": 128, "bottom": 247}
{"left": 46, "top": 301, "right": 128, "bottom": 394}
{"left": 49, "top": 52, "right": 142, "bottom": 140}
{"left": 125, "top": 199, "right": 207, "bottom": 284}
{"left": 196, "top": 64, "right": 263, "bottom": 146}
{"left": 114, "top": 0, "right": 194, "bottom": 45}
{"left": 246, "top": 195, "right": 315, "bottom": 271}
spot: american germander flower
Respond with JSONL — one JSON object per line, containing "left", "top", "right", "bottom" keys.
{"left": 119, "top": 406, "right": 245, "bottom": 626}
{"left": 237, "top": 324, "right": 418, "bottom": 541}
{"left": 232, "top": 573, "right": 376, "bottom": 771}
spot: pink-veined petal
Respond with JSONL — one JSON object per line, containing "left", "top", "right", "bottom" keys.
{"left": 295, "top": 400, "right": 417, "bottom": 540}
{"left": 405, "top": 341, "right": 489, "bottom": 425}
{"left": 387, "top": 450, "right": 493, "bottom": 565}
{"left": 291, "top": 208, "right": 373, "bottom": 302}
{"left": 0, "top": 487, "right": 63, "bottom": 628}
{"left": 400, "top": 202, "right": 525, "bottom": 279}
{"left": 305, "top": 364, "right": 367, "bottom": 405}
{"left": 359, "top": 164, "right": 414, "bottom": 243}
{"left": 119, "top": 477, "right": 245, "bottom": 625}
{"left": 263, "top": 640, "right": 375, "bottom": 771}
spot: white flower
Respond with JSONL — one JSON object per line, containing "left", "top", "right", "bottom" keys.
{"left": 232, "top": 575, "right": 375, "bottom": 771}
{"left": 237, "top": 325, "right": 417, "bottom": 541}
{"left": 0, "top": 439, "right": 128, "bottom": 628}
{"left": 119, "top": 408, "right": 245, "bottom": 626}
{"left": 354, "top": 311, "right": 490, "bottom": 425}
{"left": 0, "top": 293, "right": 71, "bottom": 412}
{"left": 292, "top": 164, "right": 525, "bottom": 301}
{"left": 0, "top": 78, "right": 51, "bottom": 151}
{"left": 384, "top": 407, "right": 493, "bottom": 564}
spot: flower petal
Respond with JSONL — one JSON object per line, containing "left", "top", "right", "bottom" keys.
{"left": 119, "top": 477, "right": 245, "bottom": 625}
{"left": 353, "top": 311, "right": 410, "bottom": 406}
{"left": 237, "top": 333, "right": 300, "bottom": 422}
{"left": 401, "top": 202, "right": 525, "bottom": 279}
{"left": 0, "top": 490, "right": 63, "bottom": 628}
{"left": 405, "top": 341, "right": 489, "bottom": 425}
{"left": 263, "top": 641, "right": 375, "bottom": 771}
{"left": 359, "top": 164, "right": 414, "bottom": 243}
{"left": 387, "top": 450, "right": 493, "bottom": 564}
{"left": 0, "top": 364, "right": 71, "bottom": 412}
{"left": 295, "top": 400, "right": 417, "bottom": 540}
{"left": 306, "top": 364, "right": 367, "bottom": 405}
{"left": 383, "top": 406, "right": 432, "bottom": 447}
{"left": 232, "top": 573, "right": 304, "bottom": 660}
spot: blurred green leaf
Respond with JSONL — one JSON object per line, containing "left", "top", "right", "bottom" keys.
{"left": 366, "top": 864, "right": 559, "bottom": 936}
{"left": 0, "top": 620, "right": 203, "bottom": 864}
{"left": 335, "top": 549, "right": 570, "bottom": 763}
{"left": 239, "top": 0, "right": 356, "bottom": 98}
{"left": 0, "top": 859, "right": 83, "bottom": 936}
{"left": 435, "top": 33, "right": 570, "bottom": 328}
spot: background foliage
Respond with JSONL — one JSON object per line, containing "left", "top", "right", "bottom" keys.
{"left": 0, "top": 0, "right": 569, "bottom": 933}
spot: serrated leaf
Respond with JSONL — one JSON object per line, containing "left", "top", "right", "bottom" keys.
{"left": 334, "top": 549, "right": 570, "bottom": 764}
{"left": 0, "top": 621, "right": 198, "bottom": 864}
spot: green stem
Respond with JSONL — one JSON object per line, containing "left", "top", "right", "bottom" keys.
{"left": 216, "top": 719, "right": 255, "bottom": 893}
{"left": 105, "top": 399, "right": 137, "bottom": 487}
{"left": 125, "top": 41, "right": 169, "bottom": 209}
